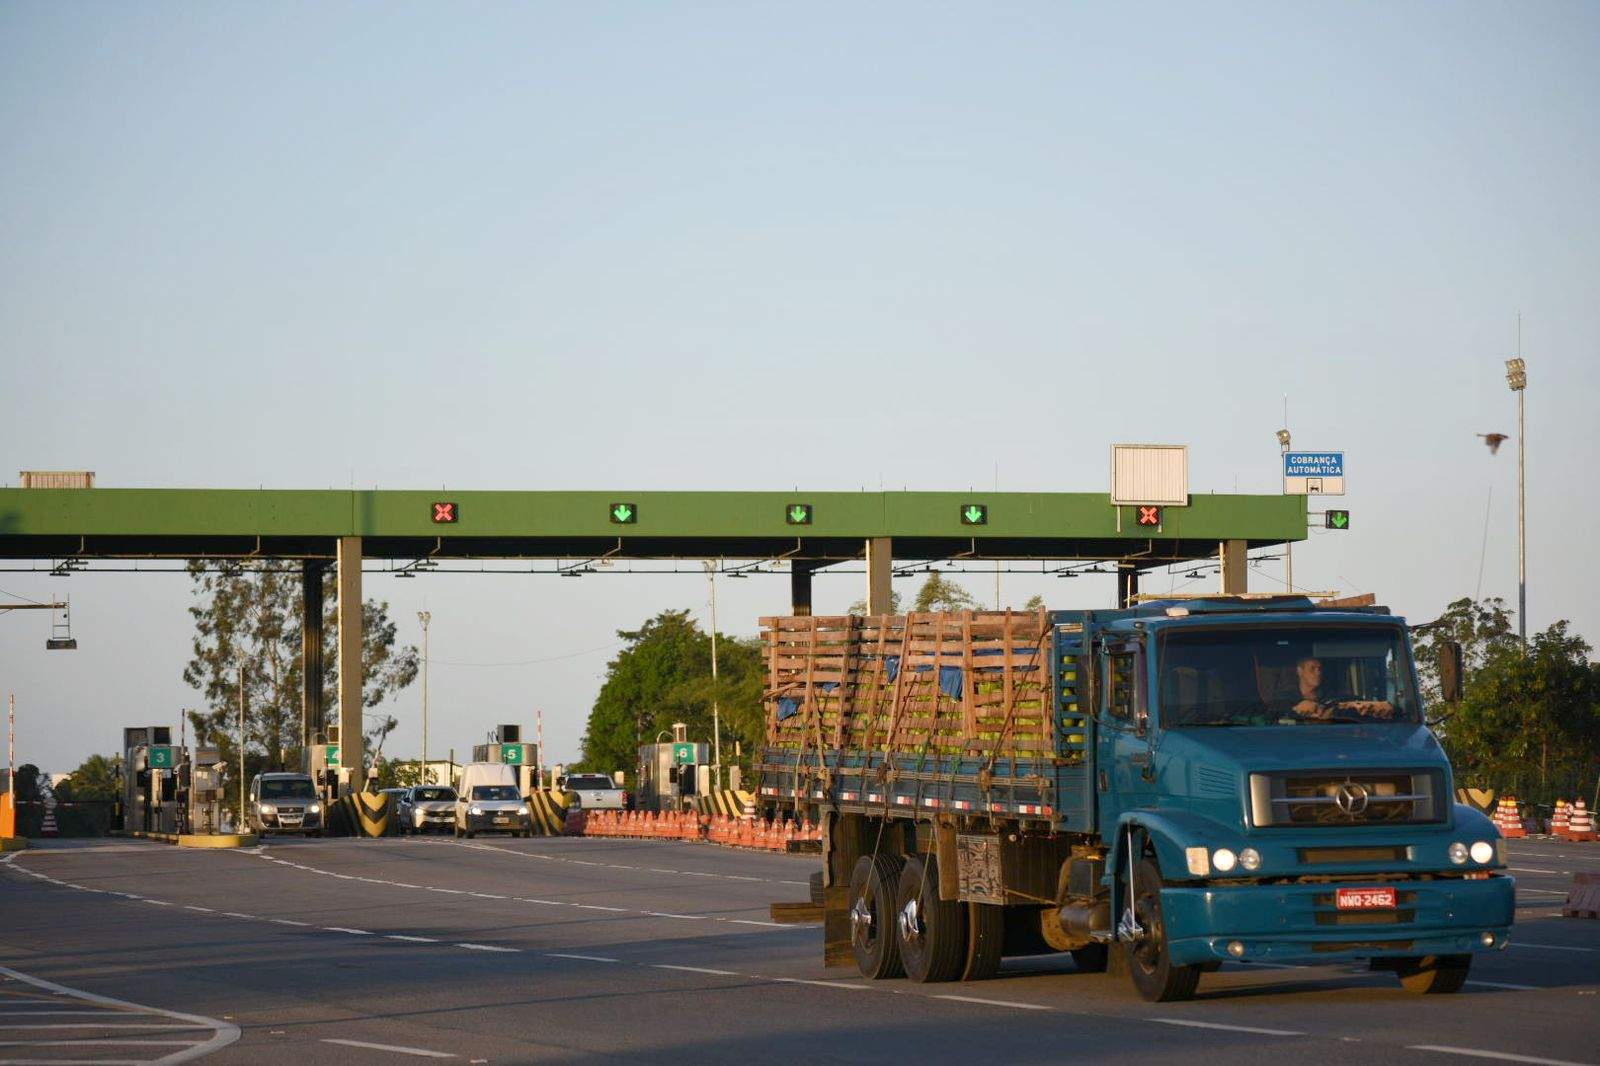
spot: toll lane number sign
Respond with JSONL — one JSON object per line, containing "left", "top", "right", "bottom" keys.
{"left": 672, "top": 742, "right": 695, "bottom": 765}
{"left": 149, "top": 746, "right": 173, "bottom": 770}
{"left": 501, "top": 743, "right": 523, "bottom": 765}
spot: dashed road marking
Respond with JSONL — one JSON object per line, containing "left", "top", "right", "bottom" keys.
{"left": 933, "top": 994, "right": 1050, "bottom": 1010}
{"left": 1508, "top": 942, "right": 1595, "bottom": 953}
{"left": 457, "top": 943, "right": 518, "bottom": 953}
{"left": 1152, "top": 1018, "right": 1305, "bottom": 1036}
{"left": 323, "top": 927, "right": 373, "bottom": 935}
{"left": 545, "top": 953, "right": 618, "bottom": 963}
{"left": 1465, "top": 980, "right": 1540, "bottom": 991}
{"left": 322, "top": 1037, "right": 457, "bottom": 1058}
{"left": 1409, "top": 1045, "right": 1596, "bottom": 1066}
{"left": 652, "top": 965, "right": 737, "bottom": 976}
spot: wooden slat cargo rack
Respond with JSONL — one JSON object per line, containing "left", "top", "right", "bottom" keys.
{"left": 758, "top": 609, "right": 1094, "bottom": 831}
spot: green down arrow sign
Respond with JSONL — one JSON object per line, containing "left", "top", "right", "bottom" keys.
{"left": 610, "top": 503, "right": 637, "bottom": 524}
{"left": 961, "top": 504, "right": 988, "bottom": 525}
{"left": 1326, "top": 510, "right": 1350, "bottom": 530}
{"left": 786, "top": 504, "right": 812, "bottom": 525}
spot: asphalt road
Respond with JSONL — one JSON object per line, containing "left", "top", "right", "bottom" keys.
{"left": 2, "top": 834, "right": 1596, "bottom": 1065}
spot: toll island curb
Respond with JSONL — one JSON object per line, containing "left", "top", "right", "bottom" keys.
{"left": 757, "top": 597, "right": 1513, "bottom": 1003}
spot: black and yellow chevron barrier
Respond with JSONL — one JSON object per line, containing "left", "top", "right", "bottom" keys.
{"left": 695, "top": 789, "right": 756, "bottom": 819}
{"left": 526, "top": 789, "right": 571, "bottom": 836}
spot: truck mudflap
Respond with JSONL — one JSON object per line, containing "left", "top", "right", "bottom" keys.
{"left": 1157, "top": 874, "right": 1516, "bottom": 967}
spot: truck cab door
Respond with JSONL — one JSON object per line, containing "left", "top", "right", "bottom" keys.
{"left": 1095, "top": 641, "right": 1150, "bottom": 840}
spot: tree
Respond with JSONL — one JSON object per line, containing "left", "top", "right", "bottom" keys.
{"left": 913, "top": 571, "right": 977, "bottom": 613}
{"left": 579, "top": 610, "right": 765, "bottom": 783}
{"left": 60, "top": 754, "right": 122, "bottom": 802}
{"left": 1441, "top": 620, "right": 1600, "bottom": 804}
{"left": 183, "top": 561, "right": 418, "bottom": 787}
{"left": 1412, "top": 596, "right": 1521, "bottom": 705}
{"left": 847, "top": 590, "right": 903, "bottom": 615}
{"left": 1023, "top": 594, "right": 1046, "bottom": 612}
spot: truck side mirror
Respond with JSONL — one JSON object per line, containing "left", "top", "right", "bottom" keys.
{"left": 1438, "top": 641, "right": 1464, "bottom": 704}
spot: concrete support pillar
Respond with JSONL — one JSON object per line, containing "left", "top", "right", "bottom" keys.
{"left": 300, "top": 559, "right": 325, "bottom": 767}
{"left": 1117, "top": 565, "right": 1140, "bottom": 608}
{"left": 866, "top": 537, "right": 893, "bottom": 616}
{"left": 1219, "top": 539, "right": 1248, "bottom": 594}
{"left": 790, "top": 560, "right": 816, "bottom": 617}
{"left": 336, "top": 536, "right": 364, "bottom": 793}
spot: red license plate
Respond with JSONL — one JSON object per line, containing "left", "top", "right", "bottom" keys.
{"left": 1336, "top": 886, "right": 1397, "bottom": 910}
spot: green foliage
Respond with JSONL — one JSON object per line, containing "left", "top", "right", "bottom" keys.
{"left": 847, "top": 590, "right": 903, "bottom": 615}
{"left": 183, "top": 561, "right": 418, "bottom": 784}
{"left": 1440, "top": 619, "right": 1600, "bottom": 804}
{"left": 913, "top": 571, "right": 977, "bottom": 613}
{"left": 578, "top": 610, "right": 765, "bottom": 783}
{"left": 1413, "top": 596, "right": 1521, "bottom": 705}
{"left": 61, "top": 754, "right": 122, "bottom": 802}
{"left": 371, "top": 757, "right": 422, "bottom": 790}
{"left": 1023, "top": 594, "right": 1046, "bottom": 611}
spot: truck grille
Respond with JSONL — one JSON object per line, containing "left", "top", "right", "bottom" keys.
{"left": 1249, "top": 771, "right": 1441, "bottom": 828}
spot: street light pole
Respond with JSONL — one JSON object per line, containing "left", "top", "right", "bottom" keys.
{"left": 237, "top": 658, "right": 246, "bottom": 832}
{"left": 1276, "top": 427, "right": 1293, "bottom": 592}
{"left": 417, "top": 611, "right": 431, "bottom": 785}
{"left": 1506, "top": 352, "right": 1528, "bottom": 642}
{"left": 703, "top": 561, "right": 722, "bottom": 791}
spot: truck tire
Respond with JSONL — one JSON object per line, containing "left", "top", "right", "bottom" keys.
{"left": 1124, "top": 856, "right": 1201, "bottom": 1003}
{"left": 961, "top": 902, "right": 1005, "bottom": 981}
{"left": 895, "top": 855, "right": 968, "bottom": 983}
{"left": 1395, "top": 954, "right": 1471, "bottom": 994}
{"left": 849, "top": 853, "right": 906, "bottom": 979}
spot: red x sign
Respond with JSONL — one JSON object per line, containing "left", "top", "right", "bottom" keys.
{"left": 1136, "top": 506, "right": 1161, "bottom": 527}
{"left": 431, "top": 501, "right": 458, "bottom": 524}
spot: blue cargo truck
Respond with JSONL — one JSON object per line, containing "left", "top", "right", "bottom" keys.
{"left": 757, "top": 596, "right": 1513, "bottom": 1001}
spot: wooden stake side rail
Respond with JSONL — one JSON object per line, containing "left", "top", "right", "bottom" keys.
{"left": 763, "top": 611, "right": 1059, "bottom": 760}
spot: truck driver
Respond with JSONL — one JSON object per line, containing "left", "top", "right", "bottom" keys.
{"left": 1291, "top": 656, "right": 1396, "bottom": 720}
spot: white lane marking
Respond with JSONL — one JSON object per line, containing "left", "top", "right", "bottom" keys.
{"left": 652, "top": 965, "right": 737, "bottom": 976}
{"left": 766, "top": 977, "right": 868, "bottom": 990}
{"left": 933, "top": 994, "right": 1050, "bottom": 1011}
{"left": 1409, "top": 1046, "right": 1597, "bottom": 1066}
{"left": 545, "top": 953, "right": 618, "bottom": 963}
{"left": 577, "top": 905, "right": 626, "bottom": 912}
{"left": 643, "top": 912, "right": 705, "bottom": 920}
{"left": 729, "top": 919, "right": 787, "bottom": 927}
{"left": 1509, "top": 942, "right": 1596, "bottom": 953}
{"left": 386, "top": 935, "right": 439, "bottom": 943}
{"left": 456, "top": 943, "right": 518, "bottom": 953}
{"left": 1465, "top": 980, "right": 1540, "bottom": 991}
{"left": 140, "top": 900, "right": 173, "bottom": 907}
{"left": 323, "top": 927, "right": 374, "bottom": 936}
{"left": 418, "top": 837, "right": 808, "bottom": 887}
{"left": 321, "top": 1037, "right": 457, "bottom": 1058}
{"left": 182, "top": 905, "right": 214, "bottom": 913}
{"left": 1516, "top": 889, "right": 1567, "bottom": 896}
{"left": 271, "top": 919, "right": 310, "bottom": 927}
{"left": 1151, "top": 1018, "right": 1305, "bottom": 1036}
{"left": 0, "top": 1023, "right": 213, "bottom": 1030}
{"left": 1509, "top": 867, "right": 1562, "bottom": 874}
{"left": 219, "top": 912, "right": 255, "bottom": 919}
{"left": 467, "top": 893, "right": 506, "bottom": 899}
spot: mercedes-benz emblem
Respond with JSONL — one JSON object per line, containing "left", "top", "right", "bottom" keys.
{"left": 1335, "top": 781, "right": 1370, "bottom": 816}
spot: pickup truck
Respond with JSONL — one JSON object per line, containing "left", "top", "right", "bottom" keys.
{"left": 757, "top": 597, "right": 1513, "bottom": 1001}
{"left": 562, "top": 773, "right": 630, "bottom": 811}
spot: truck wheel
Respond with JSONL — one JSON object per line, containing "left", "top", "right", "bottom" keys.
{"left": 961, "top": 902, "right": 1005, "bottom": 981}
{"left": 849, "top": 853, "right": 905, "bottom": 979}
{"left": 895, "top": 855, "right": 968, "bottom": 983}
{"left": 1125, "top": 857, "right": 1201, "bottom": 1002}
{"left": 1395, "top": 954, "right": 1470, "bottom": 994}
{"left": 1071, "top": 945, "right": 1109, "bottom": 973}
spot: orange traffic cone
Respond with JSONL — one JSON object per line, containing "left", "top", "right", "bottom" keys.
{"left": 1569, "top": 800, "right": 1597, "bottom": 842}
{"left": 1552, "top": 800, "right": 1570, "bottom": 839}
{"left": 1494, "top": 797, "right": 1526, "bottom": 839}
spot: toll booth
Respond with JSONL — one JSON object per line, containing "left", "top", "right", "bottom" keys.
{"left": 121, "top": 726, "right": 181, "bottom": 834}
{"left": 186, "top": 747, "right": 225, "bottom": 834}
{"left": 309, "top": 736, "right": 343, "bottom": 804}
{"left": 471, "top": 725, "right": 540, "bottom": 795}
{"left": 636, "top": 724, "right": 708, "bottom": 813}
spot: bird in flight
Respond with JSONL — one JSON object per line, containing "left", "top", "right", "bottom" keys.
{"left": 1478, "top": 433, "right": 1509, "bottom": 454}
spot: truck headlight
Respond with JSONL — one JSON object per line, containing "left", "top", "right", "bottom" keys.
{"left": 470, "top": 805, "right": 483, "bottom": 816}
{"left": 259, "top": 804, "right": 276, "bottom": 815}
{"left": 1239, "top": 848, "right": 1261, "bottom": 872}
{"left": 1212, "top": 848, "right": 1237, "bottom": 873}
{"left": 307, "top": 802, "right": 321, "bottom": 815}
{"left": 1470, "top": 840, "right": 1495, "bottom": 865}
{"left": 1448, "top": 842, "right": 1469, "bottom": 865}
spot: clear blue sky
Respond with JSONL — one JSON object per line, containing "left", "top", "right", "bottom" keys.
{"left": 2, "top": 1, "right": 1596, "bottom": 774}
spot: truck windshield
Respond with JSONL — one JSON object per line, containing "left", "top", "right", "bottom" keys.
{"left": 1158, "top": 625, "right": 1419, "bottom": 727}
{"left": 260, "top": 779, "right": 316, "bottom": 799}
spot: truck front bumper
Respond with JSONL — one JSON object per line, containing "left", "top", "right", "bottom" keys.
{"left": 1160, "top": 874, "right": 1515, "bottom": 967}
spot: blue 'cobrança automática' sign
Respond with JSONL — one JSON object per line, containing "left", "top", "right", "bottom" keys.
{"left": 1283, "top": 452, "right": 1344, "bottom": 477}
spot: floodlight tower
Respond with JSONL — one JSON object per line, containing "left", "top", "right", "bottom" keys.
{"left": 1505, "top": 356, "right": 1527, "bottom": 641}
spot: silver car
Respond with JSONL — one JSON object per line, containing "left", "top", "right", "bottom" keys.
{"left": 248, "top": 773, "right": 324, "bottom": 836}
{"left": 562, "top": 772, "right": 630, "bottom": 812}
{"left": 398, "top": 785, "right": 458, "bottom": 834}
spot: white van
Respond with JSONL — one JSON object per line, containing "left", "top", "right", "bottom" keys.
{"left": 454, "top": 762, "right": 532, "bottom": 838}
